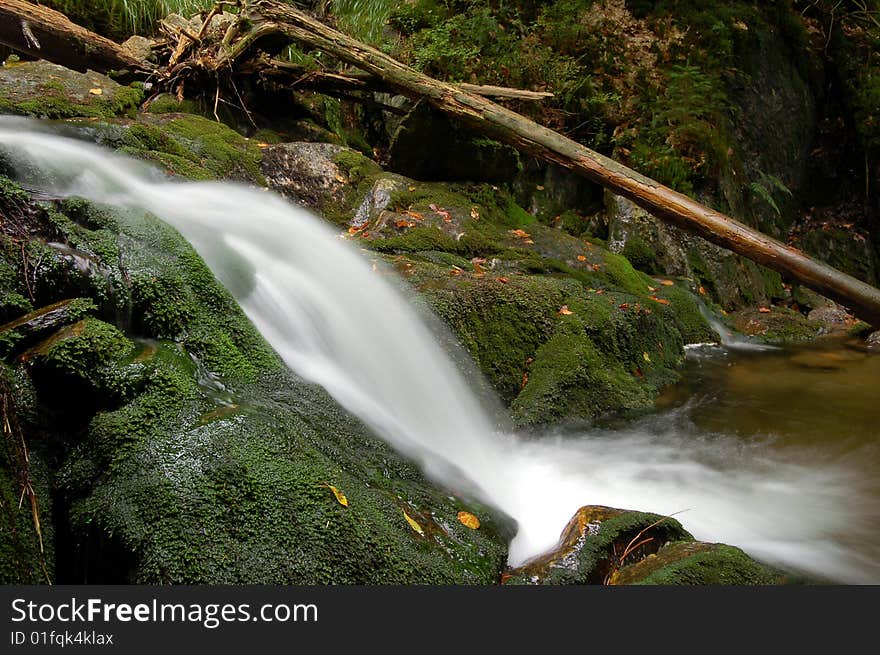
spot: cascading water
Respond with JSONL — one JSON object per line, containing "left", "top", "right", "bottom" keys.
{"left": 1, "top": 116, "right": 877, "bottom": 583}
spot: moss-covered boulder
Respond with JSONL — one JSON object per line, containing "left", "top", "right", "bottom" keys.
{"left": 728, "top": 305, "right": 822, "bottom": 343}
{"left": 0, "top": 61, "right": 142, "bottom": 120}
{"left": 0, "top": 185, "right": 510, "bottom": 584}
{"left": 503, "top": 505, "right": 781, "bottom": 585}
{"left": 314, "top": 168, "right": 716, "bottom": 426}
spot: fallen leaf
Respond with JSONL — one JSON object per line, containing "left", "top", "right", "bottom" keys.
{"left": 647, "top": 286, "right": 657, "bottom": 292}
{"left": 643, "top": 352, "right": 651, "bottom": 362}
{"left": 698, "top": 286, "right": 706, "bottom": 295}
{"left": 408, "top": 185, "right": 416, "bottom": 192}
{"left": 395, "top": 219, "right": 413, "bottom": 229}
{"left": 510, "top": 229, "right": 531, "bottom": 239}
{"left": 256, "top": 142, "right": 270, "bottom": 148}
{"left": 619, "top": 303, "right": 629, "bottom": 310}
{"left": 473, "top": 261, "right": 485, "bottom": 277}
{"left": 348, "top": 223, "right": 368, "bottom": 235}
{"left": 520, "top": 371, "right": 529, "bottom": 389}
{"left": 523, "top": 238, "right": 535, "bottom": 244}
{"left": 633, "top": 367, "right": 645, "bottom": 379}
{"left": 403, "top": 210, "right": 423, "bottom": 220}
{"left": 89, "top": 87, "right": 103, "bottom": 95}
{"left": 403, "top": 511, "right": 424, "bottom": 536}
{"left": 536, "top": 185, "right": 545, "bottom": 191}
{"left": 450, "top": 266, "right": 463, "bottom": 277}
{"left": 470, "top": 207, "right": 480, "bottom": 220}
{"left": 321, "top": 484, "right": 349, "bottom": 507}
{"left": 592, "top": 264, "right": 602, "bottom": 271}
{"left": 660, "top": 279, "right": 675, "bottom": 286}
{"left": 457, "top": 511, "right": 481, "bottom": 529}
{"left": 595, "top": 289, "right": 605, "bottom": 295}
{"left": 650, "top": 295, "right": 670, "bottom": 305}
{"left": 577, "top": 255, "right": 587, "bottom": 262}
{"left": 496, "top": 276, "right": 510, "bottom": 284}
{"left": 758, "top": 307, "right": 771, "bottom": 313}
{"left": 429, "top": 204, "right": 450, "bottom": 220}
{"left": 558, "top": 305, "right": 573, "bottom": 315}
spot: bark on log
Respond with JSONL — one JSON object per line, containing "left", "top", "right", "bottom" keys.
{"left": 245, "top": 0, "right": 880, "bottom": 327}
{"left": 0, "top": 0, "right": 147, "bottom": 75}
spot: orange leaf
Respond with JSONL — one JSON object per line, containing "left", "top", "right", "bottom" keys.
{"left": 394, "top": 219, "right": 413, "bottom": 229}
{"left": 348, "top": 223, "right": 368, "bottom": 235}
{"left": 592, "top": 264, "right": 602, "bottom": 271}
{"left": 758, "top": 307, "right": 771, "bottom": 313}
{"left": 520, "top": 371, "right": 529, "bottom": 389}
{"left": 698, "top": 286, "right": 706, "bottom": 295}
{"left": 473, "top": 261, "right": 485, "bottom": 277}
{"left": 577, "top": 255, "right": 587, "bottom": 262}
{"left": 510, "top": 229, "right": 531, "bottom": 239}
{"left": 403, "top": 210, "right": 423, "bottom": 220}
{"left": 619, "top": 303, "right": 629, "bottom": 310}
{"left": 89, "top": 87, "right": 103, "bottom": 95}
{"left": 457, "top": 511, "right": 481, "bottom": 530}
{"left": 660, "top": 279, "right": 675, "bottom": 286}
{"left": 496, "top": 276, "right": 509, "bottom": 284}
{"left": 650, "top": 295, "right": 670, "bottom": 305}
{"left": 558, "top": 305, "right": 573, "bottom": 315}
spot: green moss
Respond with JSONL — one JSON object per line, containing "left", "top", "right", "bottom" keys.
{"left": 0, "top": 62, "right": 142, "bottom": 119}
{"left": 333, "top": 150, "right": 383, "bottom": 186}
{"left": 619, "top": 541, "right": 780, "bottom": 585}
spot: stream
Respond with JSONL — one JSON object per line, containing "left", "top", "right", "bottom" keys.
{"left": 1, "top": 116, "right": 877, "bottom": 584}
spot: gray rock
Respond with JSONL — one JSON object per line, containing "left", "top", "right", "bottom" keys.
{"left": 261, "top": 142, "right": 350, "bottom": 208}
{"left": 867, "top": 331, "right": 880, "bottom": 351}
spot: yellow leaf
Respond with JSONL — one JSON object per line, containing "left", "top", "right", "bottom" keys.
{"left": 660, "top": 279, "right": 675, "bottom": 286}
{"left": 403, "top": 511, "right": 424, "bottom": 535}
{"left": 457, "top": 511, "right": 481, "bottom": 529}
{"left": 558, "top": 305, "right": 573, "bottom": 315}
{"left": 89, "top": 87, "right": 103, "bottom": 95}
{"left": 322, "top": 484, "right": 349, "bottom": 507}
{"left": 643, "top": 352, "right": 651, "bottom": 362}
{"left": 470, "top": 206, "right": 480, "bottom": 220}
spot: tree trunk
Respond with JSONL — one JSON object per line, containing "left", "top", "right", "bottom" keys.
{"left": 0, "top": 0, "right": 147, "bottom": 75}
{"left": 243, "top": 0, "right": 880, "bottom": 327}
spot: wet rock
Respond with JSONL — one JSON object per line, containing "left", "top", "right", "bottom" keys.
{"left": 262, "top": 142, "right": 374, "bottom": 210}
{"left": 729, "top": 306, "right": 821, "bottom": 343}
{"left": 503, "top": 505, "right": 781, "bottom": 585}
{"left": 0, "top": 61, "right": 142, "bottom": 119}
{"left": 866, "top": 331, "right": 880, "bottom": 351}
{"left": 0, "top": 298, "right": 96, "bottom": 356}
{"left": 806, "top": 303, "right": 854, "bottom": 334}
{"left": 503, "top": 505, "right": 692, "bottom": 585}
{"left": 611, "top": 540, "right": 781, "bottom": 585}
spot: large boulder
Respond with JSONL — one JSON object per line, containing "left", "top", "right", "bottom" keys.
{"left": 0, "top": 180, "right": 510, "bottom": 584}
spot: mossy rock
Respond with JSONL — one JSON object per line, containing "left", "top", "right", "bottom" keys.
{"left": 503, "top": 505, "right": 692, "bottom": 585}
{"left": 728, "top": 306, "right": 821, "bottom": 343}
{"left": 61, "top": 112, "right": 265, "bottom": 184}
{"left": 612, "top": 540, "right": 782, "bottom": 585}
{"left": 0, "top": 61, "right": 142, "bottom": 120}
{"left": 0, "top": 188, "right": 510, "bottom": 584}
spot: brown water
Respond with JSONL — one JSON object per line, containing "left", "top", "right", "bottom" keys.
{"left": 657, "top": 338, "right": 880, "bottom": 582}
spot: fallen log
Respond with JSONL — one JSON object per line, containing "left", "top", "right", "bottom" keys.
{"left": 242, "top": 0, "right": 880, "bottom": 327}
{"left": 0, "top": 0, "right": 148, "bottom": 75}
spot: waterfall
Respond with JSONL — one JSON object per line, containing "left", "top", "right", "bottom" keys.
{"left": 1, "top": 116, "right": 875, "bottom": 583}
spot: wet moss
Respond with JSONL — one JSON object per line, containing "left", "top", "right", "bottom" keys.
{"left": 617, "top": 541, "right": 780, "bottom": 585}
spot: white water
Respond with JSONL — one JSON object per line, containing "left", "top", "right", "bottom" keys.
{"left": 1, "top": 117, "right": 876, "bottom": 583}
